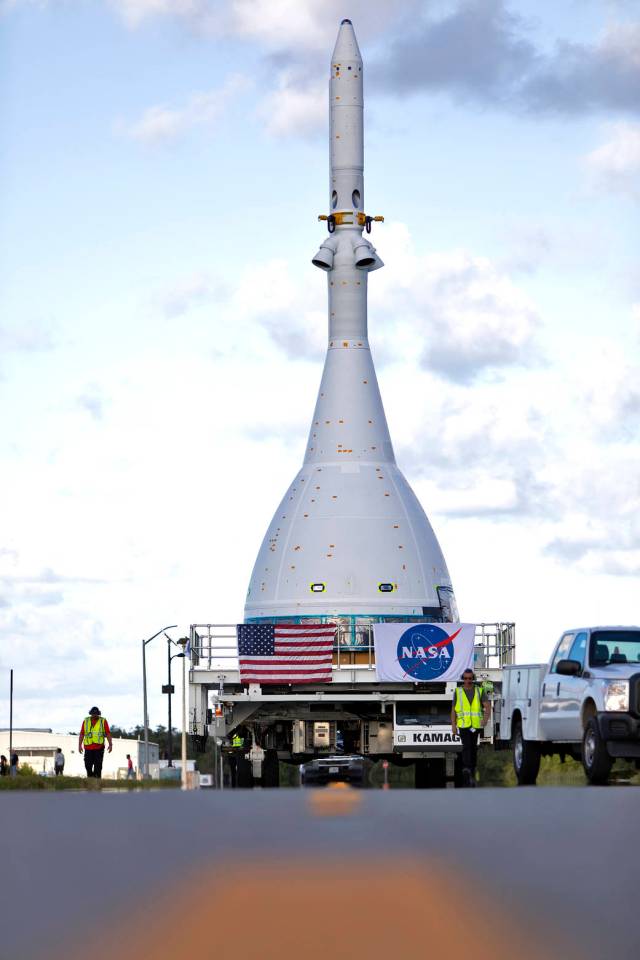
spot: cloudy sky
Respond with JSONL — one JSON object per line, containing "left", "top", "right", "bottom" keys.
{"left": 1, "top": 0, "right": 638, "bottom": 734}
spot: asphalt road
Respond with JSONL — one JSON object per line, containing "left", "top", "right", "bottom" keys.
{"left": 3, "top": 786, "right": 638, "bottom": 960}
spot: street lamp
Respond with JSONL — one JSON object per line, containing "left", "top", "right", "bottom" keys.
{"left": 142, "top": 624, "right": 177, "bottom": 778}
{"left": 177, "top": 637, "right": 189, "bottom": 789}
{"left": 166, "top": 645, "right": 185, "bottom": 767}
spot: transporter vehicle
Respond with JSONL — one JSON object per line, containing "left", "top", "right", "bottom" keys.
{"left": 188, "top": 622, "right": 514, "bottom": 788}
{"left": 495, "top": 626, "right": 640, "bottom": 785}
{"left": 186, "top": 24, "right": 516, "bottom": 789}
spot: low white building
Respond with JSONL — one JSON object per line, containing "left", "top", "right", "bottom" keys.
{"left": 0, "top": 729, "right": 160, "bottom": 779}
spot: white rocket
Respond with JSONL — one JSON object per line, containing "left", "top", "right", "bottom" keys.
{"left": 245, "top": 20, "right": 458, "bottom": 626}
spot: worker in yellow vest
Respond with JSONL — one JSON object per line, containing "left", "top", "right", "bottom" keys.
{"left": 451, "top": 670, "right": 490, "bottom": 787}
{"left": 78, "top": 706, "right": 113, "bottom": 778}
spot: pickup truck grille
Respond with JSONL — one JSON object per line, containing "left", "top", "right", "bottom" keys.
{"left": 609, "top": 720, "right": 630, "bottom": 738}
{"left": 630, "top": 674, "right": 640, "bottom": 717}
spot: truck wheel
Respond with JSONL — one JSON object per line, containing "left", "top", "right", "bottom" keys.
{"left": 513, "top": 721, "right": 540, "bottom": 785}
{"left": 582, "top": 718, "right": 612, "bottom": 785}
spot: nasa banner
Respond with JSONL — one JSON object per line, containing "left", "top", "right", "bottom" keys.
{"left": 373, "top": 622, "right": 475, "bottom": 683}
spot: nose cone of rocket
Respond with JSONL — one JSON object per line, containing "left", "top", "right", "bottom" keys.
{"left": 332, "top": 18, "right": 362, "bottom": 63}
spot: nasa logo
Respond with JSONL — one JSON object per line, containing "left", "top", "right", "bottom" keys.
{"left": 396, "top": 624, "right": 461, "bottom": 681}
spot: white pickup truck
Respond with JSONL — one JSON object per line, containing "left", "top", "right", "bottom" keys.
{"left": 496, "top": 626, "right": 640, "bottom": 785}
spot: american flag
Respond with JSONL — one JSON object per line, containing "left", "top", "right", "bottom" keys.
{"left": 237, "top": 623, "right": 336, "bottom": 684}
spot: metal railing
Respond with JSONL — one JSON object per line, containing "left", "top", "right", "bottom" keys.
{"left": 189, "top": 621, "right": 516, "bottom": 673}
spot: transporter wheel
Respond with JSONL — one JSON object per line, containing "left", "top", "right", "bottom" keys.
{"left": 415, "top": 758, "right": 446, "bottom": 789}
{"left": 512, "top": 721, "right": 540, "bottom": 785}
{"left": 236, "top": 756, "right": 253, "bottom": 788}
{"left": 453, "top": 754, "right": 464, "bottom": 789}
{"left": 582, "top": 718, "right": 612, "bottom": 785}
{"left": 262, "top": 749, "right": 280, "bottom": 788}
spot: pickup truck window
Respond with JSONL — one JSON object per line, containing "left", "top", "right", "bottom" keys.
{"left": 568, "top": 631, "right": 588, "bottom": 667}
{"left": 589, "top": 630, "right": 640, "bottom": 666}
{"left": 550, "top": 633, "right": 575, "bottom": 673}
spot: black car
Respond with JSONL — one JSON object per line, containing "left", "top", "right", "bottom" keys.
{"left": 300, "top": 755, "right": 367, "bottom": 786}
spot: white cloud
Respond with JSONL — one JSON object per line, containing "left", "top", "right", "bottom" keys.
{"left": 372, "top": 223, "right": 541, "bottom": 382}
{"left": 585, "top": 122, "right": 640, "bottom": 196}
{"left": 258, "top": 73, "right": 325, "bottom": 138}
{"left": 77, "top": 385, "right": 107, "bottom": 421}
{"left": 0, "top": 318, "right": 56, "bottom": 353}
{"left": 600, "top": 21, "right": 640, "bottom": 70}
{"left": 109, "top": 0, "right": 415, "bottom": 50}
{"left": 153, "top": 273, "right": 226, "bottom": 318}
{"left": 108, "top": 0, "right": 210, "bottom": 29}
{"left": 117, "top": 74, "right": 249, "bottom": 144}
{"left": 231, "top": 0, "right": 324, "bottom": 49}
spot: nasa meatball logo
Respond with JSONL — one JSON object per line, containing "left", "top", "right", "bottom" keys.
{"left": 397, "top": 624, "right": 462, "bottom": 681}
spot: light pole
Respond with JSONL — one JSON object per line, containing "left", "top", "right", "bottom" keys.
{"left": 142, "top": 624, "right": 177, "bottom": 778}
{"left": 166, "top": 647, "right": 185, "bottom": 767}
{"left": 178, "top": 638, "right": 189, "bottom": 789}
{"left": 9, "top": 669, "right": 13, "bottom": 773}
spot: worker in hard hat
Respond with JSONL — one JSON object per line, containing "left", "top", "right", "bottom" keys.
{"left": 78, "top": 706, "right": 113, "bottom": 778}
{"left": 226, "top": 731, "right": 245, "bottom": 787}
{"left": 451, "top": 670, "right": 490, "bottom": 787}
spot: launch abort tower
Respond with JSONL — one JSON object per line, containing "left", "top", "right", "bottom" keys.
{"left": 245, "top": 20, "right": 457, "bottom": 636}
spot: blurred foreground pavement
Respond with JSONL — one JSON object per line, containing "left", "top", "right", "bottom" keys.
{"left": 2, "top": 787, "right": 637, "bottom": 959}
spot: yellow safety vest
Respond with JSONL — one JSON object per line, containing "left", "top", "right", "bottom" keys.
{"left": 455, "top": 687, "right": 483, "bottom": 730}
{"left": 232, "top": 734, "right": 244, "bottom": 748}
{"left": 83, "top": 716, "right": 106, "bottom": 746}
